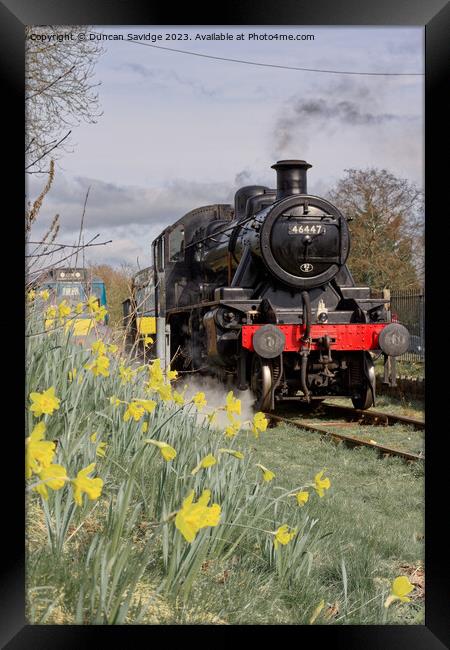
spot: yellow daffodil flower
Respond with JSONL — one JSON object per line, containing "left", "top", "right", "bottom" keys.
{"left": 39, "top": 289, "right": 50, "bottom": 301}
{"left": 95, "top": 306, "right": 107, "bottom": 322}
{"left": 29, "top": 386, "right": 61, "bottom": 418}
{"left": 27, "top": 289, "right": 36, "bottom": 301}
{"left": 314, "top": 469, "right": 331, "bottom": 497}
{"left": 46, "top": 305, "right": 57, "bottom": 320}
{"left": 172, "top": 390, "right": 185, "bottom": 406}
{"left": 141, "top": 422, "right": 148, "bottom": 433}
{"left": 295, "top": 491, "right": 309, "bottom": 506}
{"left": 85, "top": 355, "right": 110, "bottom": 378}
{"left": 119, "top": 364, "right": 134, "bottom": 384}
{"left": 58, "top": 300, "right": 71, "bottom": 320}
{"left": 143, "top": 336, "right": 154, "bottom": 346}
{"left": 167, "top": 368, "right": 178, "bottom": 381}
{"left": 25, "top": 421, "right": 55, "bottom": 478}
{"left": 273, "top": 524, "right": 297, "bottom": 550}
{"left": 75, "top": 302, "right": 84, "bottom": 314}
{"left": 90, "top": 432, "right": 98, "bottom": 443}
{"left": 133, "top": 399, "right": 156, "bottom": 413}
{"left": 86, "top": 296, "right": 100, "bottom": 313}
{"left": 157, "top": 383, "right": 172, "bottom": 402}
{"left": 252, "top": 412, "right": 268, "bottom": 438}
{"left": 224, "top": 422, "right": 240, "bottom": 438}
{"left": 256, "top": 463, "right": 275, "bottom": 482}
{"left": 91, "top": 340, "right": 106, "bottom": 356}
{"left": 71, "top": 463, "right": 103, "bottom": 507}
{"left": 96, "top": 442, "right": 107, "bottom": 458}
{"left": 225, "top": 391, "right": 241, "bottom": 418}
{"left": 110, "top": 395, "right": 122, "bottom": 407}
{"left": 384, "top": 576, "right": 414, "bottom": 608}
{"left": 193, "top": 392, "right": 207, "bottom": 411}
{"left": 149, "top": 359, "right": 164, "bottom": 385}
{"left": 33, "top": 464, "right": 68, "bottom": 500}
{"left": 218, "top": 448, "right": 244, "bottom": 460}
{"left": 123, "top": 402, "right": 145, "bottom": 422}
{"left": 309, "top": 599, "right": 325, "bottom": 624}
{"left": 175, "top": 489, "right": 221, "bottom": 543}
{"left": 68, "top": 368, "right": 77, "bottom": 383}
{"left": 108, "top": 344, "right": 118, "bottom": 354}
{"left": 191, "top": 453, "right": 217, "bottom": 475}
{"left": 144, "top": 439, "right": 177, "bottom": 461}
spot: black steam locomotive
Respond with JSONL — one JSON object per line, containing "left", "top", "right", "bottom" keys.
{"left": 151, "top": 160, "right": 409, "bottom": 410}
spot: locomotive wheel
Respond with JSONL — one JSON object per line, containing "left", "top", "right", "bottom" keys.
{"left": 351, "top": 383, "right": 373, "bottom": 410}
{"left": 251, "top": 354, "right": 273, "bottom": 411}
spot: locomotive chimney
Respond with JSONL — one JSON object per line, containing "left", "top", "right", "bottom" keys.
{"left": 271, "top": 160, "right": 312, "bottom": 200}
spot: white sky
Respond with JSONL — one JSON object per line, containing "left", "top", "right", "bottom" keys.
{"left": 28, "top": 25, "right": 424, "bottom": 268}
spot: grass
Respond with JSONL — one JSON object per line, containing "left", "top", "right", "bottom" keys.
{"left": 251, "top": 422, "right": 424, "bottom": 624}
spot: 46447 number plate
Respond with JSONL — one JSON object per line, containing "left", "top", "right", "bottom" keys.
{"left": 288, "top": 223, "right": 326, "bottom": 235}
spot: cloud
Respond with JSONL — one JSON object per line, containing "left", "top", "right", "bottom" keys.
{"left": 120, "top": 62, "right": 219, "bottom": 97}
{"left": 27, "top": 174, "right": 236, "bottom": 233}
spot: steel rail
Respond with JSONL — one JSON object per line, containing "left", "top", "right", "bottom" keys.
{"left": 264, "top": 412, "right": 424, "bottom": 463}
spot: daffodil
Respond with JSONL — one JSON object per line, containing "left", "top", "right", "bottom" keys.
{"left": 91, "top": 340, "right": 106, "bottom": 356}
{"left": 110, "top": 395, "right": 122, "bottom": 407}
{"left": 85, "top": 355, "right": 110, "bottom": 378}
{"left": 90, "top": 432, "right": 98, "bottom": 443}
{"left": 314, "top": 469, "right": 331, "bottom": 497}
{"left": 384, "top": 576, "right": 414, "bottom": 608}
{"left": 119, "top": 364, "right": 134, "bottom": 384}
{"left": 68, "top": 368, "right": 77, "bottom": 383}
{"left": 96, "top": 442, "right": 107, "bottom": 458}
{"left": 295, "top": 491, "right": 309, "bottom": 506}
{"left": 175, "top": 489, "right": 221, "bottom": 543}
{"left": 108, "top": 344, "right": 118, "bottom": 354}
{"left": 218, "top": 448, "right": 244, "bottom": 460}
{"left": 224, "top": 422, "right": 240, "bottom": 439}
{"left": 29, "top": 386, "right": 61, "bottom": 418}
{"left": 141, "top": 422, "right": 148, "bottom": 433}
{"left": 148, "top": 359, "right": 164, "bottom": 387}
{"left": 144, "top": 439, "right": 177, "bottom": 461}
{"left": 167, "top": 368, "right": 178, "bottom": 381}
{"left": 256, "top": 463, "right": 275, "bottom": 482}
{"left": 27, "top": 289, "right": 36, "bottom": 302}
{"left": 58, "top": 300, "right": 71, "bottom": 320}
{"left": 309, "top": 600, "right": 325, "bottom": 624}
{"left": 273, "top": 524, "right": 297, "bottom": 550}
{"left": 193, "top": 392, "right": 207, "bottom": 411}
{"left": 71, "top": 463, "right": 103, "bottom": 507}
{"left": 133, "top": 399, "right": 156, "bottom": 413}
{"left": 75, "top": 302, "right": 84, "bottom": 314}
{"left": 86, "top": 295, "right": 100, "bottom": 313}
{"left": 123, "top": 402, "right": 146, "bottom": 422}
{"left": 191, "top": 454, "right": 217, "bottom": 475}
{"left": 143, "top": 335, "right": 154, "bottom": 346}
{"left": 26, "top": 421, "right": 55, "bottom": 478}
{"left": 157, "top": 383, "right": 172, "bottom": 402}
{"left": 39, "top": 289, "right": 50, "bottom": 301}
{"left": 225, "top": 391, "right": 241, "bottom": 418}
{"left": 46, "top": 305, "right": 57, "bottom": 320}
{"left": 252, "top": 412, "right": 268, "bottom": 438}
{"left": 33, "top": 464, "right": 68, "bottom": 500}
{"left": 95, "top": 306, "right": 108, "bottom": 322}
{"left": 172, "top": 390, "right": 185, "bottom": 406}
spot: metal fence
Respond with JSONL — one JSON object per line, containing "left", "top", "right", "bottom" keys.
{"left": 390, "top": 288, "right": 425, "bottom": 362}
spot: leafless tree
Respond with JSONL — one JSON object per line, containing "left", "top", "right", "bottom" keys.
{"left": 25, "top": 25, "right": 104, "bottom": 174}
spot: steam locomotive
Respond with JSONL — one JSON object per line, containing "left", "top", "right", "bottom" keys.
{"left": 151, "top": 160, "right": 409, "bottom": 410}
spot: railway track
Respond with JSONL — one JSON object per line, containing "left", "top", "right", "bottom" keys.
{"left": 264, "top": 405, "right": 425, "bottom": 463}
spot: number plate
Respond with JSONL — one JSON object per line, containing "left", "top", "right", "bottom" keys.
{"left": 287, "top": 224, "right": 325, "bottom": 235}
